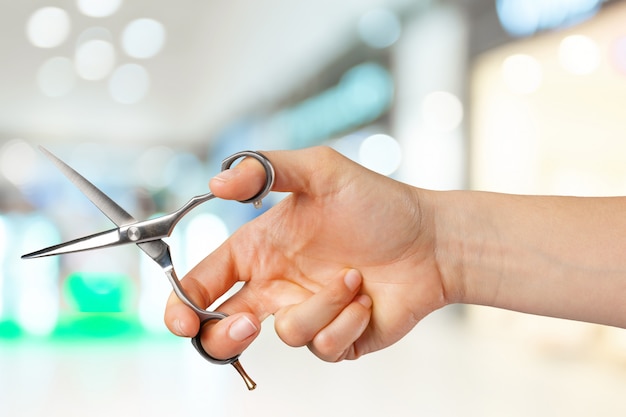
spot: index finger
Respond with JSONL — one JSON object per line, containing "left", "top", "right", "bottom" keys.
{"left": 163, "top": 257, "right": 241, "bottom": 337}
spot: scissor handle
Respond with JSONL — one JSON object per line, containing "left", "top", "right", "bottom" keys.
{"left": 221, "top": 151, "right": 275, "bottom": 209}
{"left": 164, "top": 262, "right": 257, "bottom": 390}
{"left": 190, "top": 311, "right": 231, "bottom": 364}
{"left": 191, "top": 314, "right": 257, "bottom": 391}
{"left": 170, "top": 151, "right": 272, "bottom": 391}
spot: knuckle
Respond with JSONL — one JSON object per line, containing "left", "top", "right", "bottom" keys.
{"left": 310, "top": 332, "right": 344, "bottom": 362}
{"left": 182, "top": 275, "right": 213, "bottom": 308}
{"left": 274, "top": 314, "right": 310, "bottom": 347}
{"left": 312, "top": 145, "right": 337, "bottom": 159}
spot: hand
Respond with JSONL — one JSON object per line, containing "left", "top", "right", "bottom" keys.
{"left": 164, "top": 147, "right": 449, "bottom": 362}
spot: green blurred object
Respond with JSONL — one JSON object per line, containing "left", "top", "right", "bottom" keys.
{"left": 51, "top": 271, "right": 143, "bottom": 339}
{"left": 64, "top": 271, "right": 134, "bottom": 313}
{"left": 0, "top": 320, "right": 23, "bottom": 339}
{"left": 52, "top": 313, "right": 145, "bottom": 339}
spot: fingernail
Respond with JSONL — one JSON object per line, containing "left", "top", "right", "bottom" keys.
{"left": 213, "top": 168, "right": 239, "bottom": 183}
{"left": 229, "top": 316, "right": 258, "bottom": 342}
{"left": 344, "top": 269, "right": 361, "bottom": 292}
{"left": 356, "top": 294, "right": 372, "bottom": 309}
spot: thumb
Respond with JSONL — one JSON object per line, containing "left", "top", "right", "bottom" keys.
{"left": 209, "top": 147, "right": 341, "bottom": 201}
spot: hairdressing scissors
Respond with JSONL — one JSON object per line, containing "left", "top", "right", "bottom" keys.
{"left": 22, "top": 146, "right": 276, "bottom": 391}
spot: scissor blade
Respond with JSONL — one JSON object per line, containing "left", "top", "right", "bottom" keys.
{"left": 21, "top": 228, "right": 122, "bottom": 259}
{"left": 34, "top": 147, "right": 169, "bottom": 265}
{"left": 39, "top": 146, "right": 135, "bottom": 226}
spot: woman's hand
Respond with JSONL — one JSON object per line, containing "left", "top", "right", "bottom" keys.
{"left": 164, "top": 147, "right": 449, "bottom": 362}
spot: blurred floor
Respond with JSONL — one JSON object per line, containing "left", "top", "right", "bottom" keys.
{"left": 1, "top": 307, "right": 624, "bottom": 417}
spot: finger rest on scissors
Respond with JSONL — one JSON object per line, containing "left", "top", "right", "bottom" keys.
{"left": 190, "top": 314, "right": 239, "bottom": 365}
{"left": 191, "top": 315, "right": 257, "bottom": 390}
{"left": 220, "top": 151, "right": 275, "bottom": 209}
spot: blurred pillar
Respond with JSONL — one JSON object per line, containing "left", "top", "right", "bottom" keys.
{"left": 392, "top": 3, "right": 469, "bottom": 190}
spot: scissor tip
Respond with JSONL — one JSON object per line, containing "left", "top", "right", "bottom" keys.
{"left": 21, "top": 250, "right": 46, "bottom": 259}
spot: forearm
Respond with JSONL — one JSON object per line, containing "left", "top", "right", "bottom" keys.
{"left": 428, "top": 190, "right": 626, "bottom": 328}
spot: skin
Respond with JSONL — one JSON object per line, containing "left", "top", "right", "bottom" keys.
{"left": 164, "top": 146, "right": 626, "bottom": 363}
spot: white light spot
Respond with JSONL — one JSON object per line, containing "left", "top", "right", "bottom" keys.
{"left": 37, "top": 56, "right": 76, "bottom": 97}
{"left": 135, "top": 146, "right": 174, "bottom": 188}
{"left": 185, "top": 214, "right": 230, "bottom": 267}
{"left": 16, "top": 217, "right": 60, "bottom": 337}
{"left": 559, "top": 35, "right": 600, "bottom": 75}
{"left": 358, "top": 134, "right": 402, "bottom": 176}
{"left": 17, "top": 291, "right": 59, "bottom": 336}
{"left": 26, "top": 7, "right": 71, "bottom": 49}
{"left": 501, "top": 54, "right": 543, "bottom": 94}
{"left": 76, "top": 0, "right": 123, "bottom": 18}
{"left": 0, "top": 216, "right": 5, "bottom": 317}
{"left": 75, "top": 39, "right": 116, "bottom": 80}
{"left": 421, "top": 91, "right": 464, "bottom": 132}
{"left": 108, "top": 64, "right": 151, "bottom": 104}
{"left": 358, "top": 9, "right": 401, "bottom": 49}
{"left": 0, "top": 139, "right": 37, "bottom": 186}
{"left": 121, "top": 18, "right": 166, "bottom": 59}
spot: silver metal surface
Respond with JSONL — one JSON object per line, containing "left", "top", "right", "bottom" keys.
{"left": 22, "top": 228, "right": 122, "bottom": 258}
{"left": 221, "top": 150, "right": 275, "bottom": 208}
{"left": 21, "top": 148, "right": 274, "bottom": 391}
{"left": 24, "top": 151, "right": 274, "bottom": 258}
{"left": 38, "top": 146, "right": 136, "bottom": 226}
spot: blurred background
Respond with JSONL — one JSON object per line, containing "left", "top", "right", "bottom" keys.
{"left": 1, "top": 0, "right": 626, "bottom": 416}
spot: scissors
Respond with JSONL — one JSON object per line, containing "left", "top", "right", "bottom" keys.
{"left": 22, "top": 146, "right": 276, "bottom": 391}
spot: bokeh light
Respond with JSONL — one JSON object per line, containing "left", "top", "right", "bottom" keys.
{"left": 501, "top": 53, "right": 543, "bottom": 94}
{"left": 75, "top": 39, "right": 116, "bottom": 81}
{"left": 135, "top": 146, "right": 174, "bottom": 189}
{"left": 421, "top": 91, "right": 464, "bottom": 132}
{"left": 76, "top": 0, "right": 123, "bottom": 18}
{"left": 558, "top": 34, "right": 600, "bottom": 75}
{"left": 0, "top": 139, "right": 37, "bottom": 187}
{"left": 358, "top": 8, "right": 401, "bottom": 49}
{"left": 37, "top": 57, "right": 76, "bottom": 97}
{"left": 185, "top": 213, "right": 230, "bottom": 268}
{"left": 121, "top": 18, "right": 166, "bottom": 59}
{"left": 26, "top": 7, "right": 71, "bottom": 49}
{"left": 108, "top": 63, "right": 151, "bottom": 104}
{"left": 358, "top": 133, "right": 402, "bottom": 176}
{"left": 496, "top": 0, "right": 601, "bottom": 37}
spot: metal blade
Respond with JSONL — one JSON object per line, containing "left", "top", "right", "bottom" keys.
{"left": 21, "top": 228, "right": 122, "bottom": 258}
{"left": 37, "top": 146, "right": 168, "bottom": 263}
{"left": 39, "top": 146, "right": 135, "bottom": 226}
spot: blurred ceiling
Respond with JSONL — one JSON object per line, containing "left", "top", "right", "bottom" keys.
{"left": 1, "top": 0, "right": 434, "bottom": 147}
{"left": 2, "top": 1, "right": 617, "bottom": 149}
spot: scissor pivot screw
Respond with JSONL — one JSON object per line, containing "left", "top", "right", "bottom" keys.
{"left": 127, "top": 226, "right": 141, "bottom": 241}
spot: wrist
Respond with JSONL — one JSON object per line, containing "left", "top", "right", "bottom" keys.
{"left": 423, "top": 189, "right": 500, "bottom": 307}
{"left": 420, "top": 189, "right": 467, "bottom": 305}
